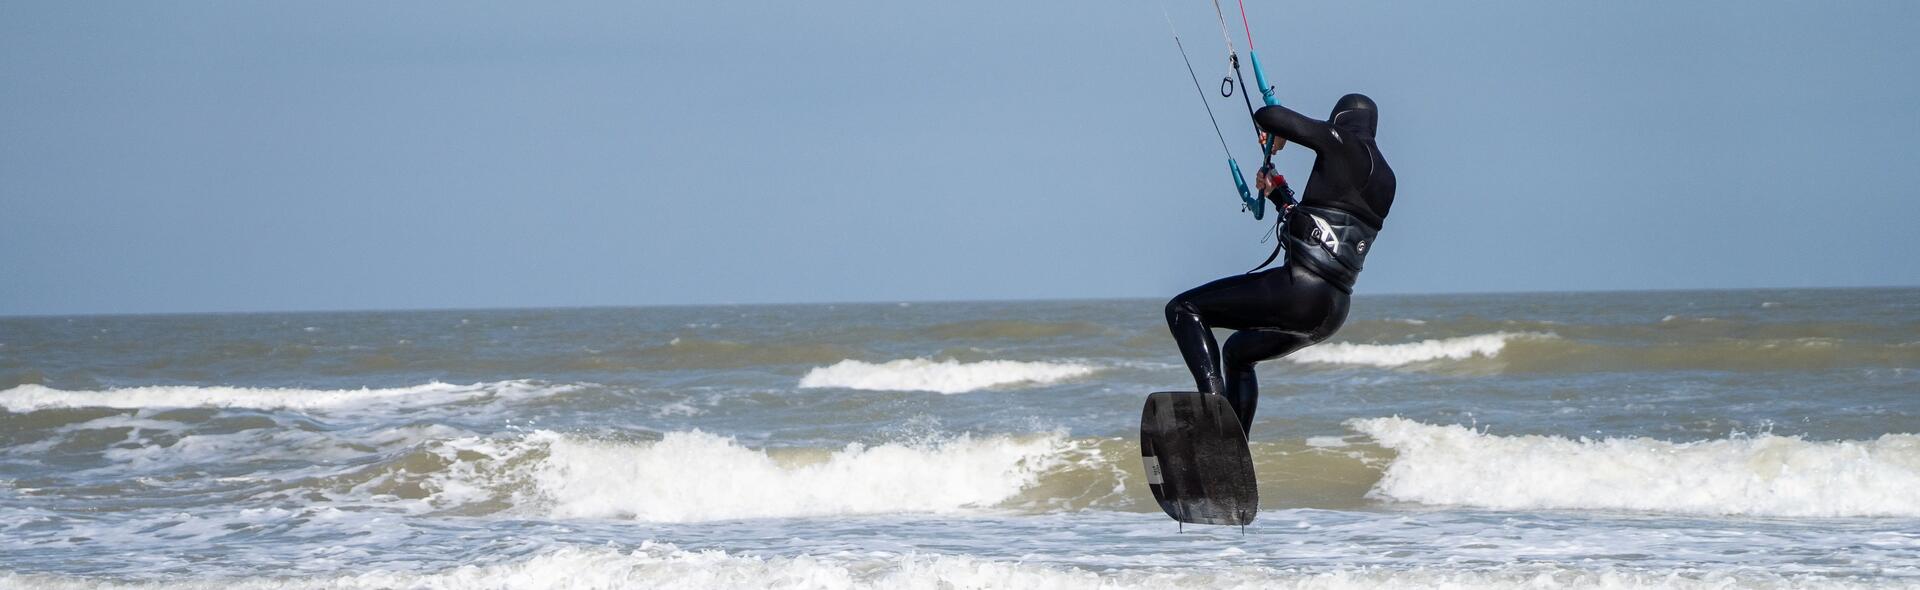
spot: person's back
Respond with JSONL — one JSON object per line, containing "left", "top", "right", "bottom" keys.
{"left": 1256, "top": 93, "right": 1396, "bottom": 289}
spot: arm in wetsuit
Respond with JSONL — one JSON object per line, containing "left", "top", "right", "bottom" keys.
{"left": 1252, "top": 105, "right": 1341, "bottom": 153}
{"left": 1249, "top": 94, "right": 1392, "bottom": 228}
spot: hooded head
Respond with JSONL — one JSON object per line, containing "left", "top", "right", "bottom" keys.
{"left": 1329, "top": 93, "right": 1378, "bottom": 138}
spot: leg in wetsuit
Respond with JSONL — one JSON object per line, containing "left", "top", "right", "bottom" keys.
{"left": 1164, "top": 93, "right": 1395, "bottom": 436}
{"left": 1165, "top": 265, "right": 1349, "bottom": 433}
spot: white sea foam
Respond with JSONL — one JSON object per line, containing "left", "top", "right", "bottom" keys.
{"left": 1289, "top": 332, "right": 1544, "bottom": 368}
{"left": 0, "top": 380, "right": 572, "bottom": 412}
{"left": 1, "top": 544, "right": 1903, "bottom": 590}
{"left": 797, "top": 358, "right": 1096, "bottom": 394}
{"left": 416, "top": 430, "right": 1074, "bottom": 522}
{"left": 1353, "top": 417, "right": 1920, "bottom": 517}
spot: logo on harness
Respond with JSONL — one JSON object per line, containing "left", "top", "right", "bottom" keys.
{"left": 1308, "top": 213, "right": 1340, "bottom": 253}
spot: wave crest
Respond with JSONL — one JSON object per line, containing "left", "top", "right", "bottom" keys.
{"left": 1353, "top": 417, "right": 1920, "bottom": 517}
{"left": 0, "top": 380, "right": 571, "bottom": 413}
{"left": 797, "top": 358, "right": 1096, "bottom": 394}
{"left": 1289, "top": 332, "right": 1546, "bottom": 368}
{"left": 397, "top": 430, "right": 1077, "bottom": 522}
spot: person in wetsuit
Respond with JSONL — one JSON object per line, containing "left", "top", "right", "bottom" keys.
{"left": 1165, "top": 93, "right": 1396, "bottom": 436}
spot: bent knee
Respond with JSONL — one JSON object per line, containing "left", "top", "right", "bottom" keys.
{"left": 1222, "top": 345, "right": 1262, "bottom": 371}
{"left": 1225, "top": 330, "right": 1315, "bottom": 369}
{"left": 1164, "top": 297, "right": 1197, "bottom": 322}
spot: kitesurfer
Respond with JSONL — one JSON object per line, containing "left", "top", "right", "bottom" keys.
{"left": 1164, "top": 93, "right": 1395, "bottom": 436}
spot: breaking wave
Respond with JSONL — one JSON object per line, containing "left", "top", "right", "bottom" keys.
{"left": 1289, "top": 332, "right": 1544, "bottom": 368}
{"left": 0, "top": 380, "right": 573, "bottom": 413}
{"left": 1353, "top": 417, "right": 1920, "bottom": 517}
{"left": 1283, "top": 330, "right": 1919, "bottom": 373}
{"left": 797, "top": 358, "right": 1096, "bottom": 394}
{"left": 312, "top": 432, "right": 1394, "bottom": 518}
{"left": 385, "top": 430, "right": 1087, "bottom": 522}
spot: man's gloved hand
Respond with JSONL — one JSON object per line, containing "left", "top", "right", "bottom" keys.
{"left": 1256, "top": 166, "right": 1295, "bottom": 211}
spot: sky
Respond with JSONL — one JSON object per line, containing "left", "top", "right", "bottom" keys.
{"left": 2, "top": 1, "right": 1917, "bottom": 315}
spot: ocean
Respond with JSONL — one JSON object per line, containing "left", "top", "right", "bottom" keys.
{"left": 1, "top": 288, "right": 1916, "bottom": 589}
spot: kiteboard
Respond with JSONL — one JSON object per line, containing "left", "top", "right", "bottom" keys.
{"left": 1139, "top": 391, "right": 1258, "bottom": 526}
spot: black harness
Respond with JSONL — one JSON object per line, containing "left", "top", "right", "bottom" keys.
{"left": 1246, "top": 180, "right": 1377, "bottom": 293}
{"left": 1283, "top": 205, "right": 1376, "bottom": 291}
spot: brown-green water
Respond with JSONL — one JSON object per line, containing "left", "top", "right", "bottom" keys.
{"left": 2, "top": 288, "right": 1917, "bottom": 588}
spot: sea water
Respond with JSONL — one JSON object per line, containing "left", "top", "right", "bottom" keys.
{"left": 1, "top": 288, "right": 1916, "bottom": 588}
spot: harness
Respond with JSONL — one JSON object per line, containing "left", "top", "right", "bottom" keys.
{"left": 1282, "top": 206, "right": 1376, "bottom": 290}
{"left": 1246, "top": 180, "right": 1378, "bottom": 292}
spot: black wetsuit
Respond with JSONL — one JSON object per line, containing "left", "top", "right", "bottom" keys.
{"left": 1164, "top": 93, "right": 1396, "bottom": 434}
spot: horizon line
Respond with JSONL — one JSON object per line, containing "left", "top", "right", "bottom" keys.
{"left": 2, "top": 283, "right": 1914, "bottom": 320}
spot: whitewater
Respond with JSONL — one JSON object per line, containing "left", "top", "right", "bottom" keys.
{"left": 2, "top": 289, "right": 1918, "bottom": 588}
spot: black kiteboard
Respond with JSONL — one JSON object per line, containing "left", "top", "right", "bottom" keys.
{"left": 1139, "top": 391, "right": 1258, "bottom": 526}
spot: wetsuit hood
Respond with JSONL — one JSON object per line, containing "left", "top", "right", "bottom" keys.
{"left": 1329, "top": 93, "right": 1377, "bottom": 138}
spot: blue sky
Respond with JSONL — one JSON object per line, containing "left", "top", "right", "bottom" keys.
{"left": 3, "top": 1, "right": 1917, "bottom": 315}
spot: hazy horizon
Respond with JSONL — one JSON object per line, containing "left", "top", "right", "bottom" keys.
{"left": 4, "top": 283, "right": 1912, "bottom": 319}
